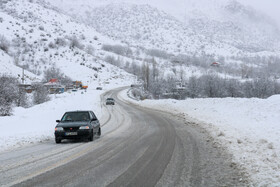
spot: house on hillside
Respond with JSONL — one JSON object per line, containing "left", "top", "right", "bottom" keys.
{"left": 211, "top": 62, "right": 220, "bottom": 67}
{"left": 44, "top": 79, "right": 64, "bottom": 94}
{"left": 18, "top": 84, "right": 33, "bottom": 93}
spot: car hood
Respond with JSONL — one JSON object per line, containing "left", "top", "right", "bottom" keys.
{"left": 56, "top": 121, "right": 89, "bottom": 127}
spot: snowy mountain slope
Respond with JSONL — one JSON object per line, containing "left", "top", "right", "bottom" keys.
{"left": 0, "top": 0, "right": 136, "bottom": 150}
{"left": 46, "top": 0, "right": 280, "bottom": 56}
{"left": 44, "top": 0, "right": 225, "bottom": 21}
{"left": 0, "top": 0, "right": 131, "bottom": 83}
{"left": 0, "top": 49, "right": 39, "bottom": 83}
{"left": 188, "top": 0, "right": 280, "bottom": 52}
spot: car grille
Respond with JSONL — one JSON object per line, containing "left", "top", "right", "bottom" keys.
{"left": 64, "top": 127, "right": 79, "bottom": 132}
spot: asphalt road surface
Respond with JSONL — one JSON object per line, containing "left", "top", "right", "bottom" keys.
{"left": 0, "top": 88, "right": 248, "bottom": 187}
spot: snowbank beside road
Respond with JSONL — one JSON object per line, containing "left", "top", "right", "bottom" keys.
{"left": 121, "top": 90, "right": 280, "bottom": 186}
{"left": 0, "top": 87, "right": 102, "bottom": 152}
{"left": 0, "top": 73, "right": 133, "bottom": 153}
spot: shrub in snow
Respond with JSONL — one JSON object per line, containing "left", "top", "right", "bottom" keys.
{"left": 38, "top": 26, "right": 44, "bottom": 31}
{"left": 104, "top": 55, "right": 120, "bottom": 66}
{"left": 55, "top": 37, "right": 67, "bottom": 47}
{"left": 0, "top": 102, "right": 12, "bottom": 116}
{"left": 267, "top": 143, "right": 274, "bottom": 149}
{"left": 79, "top": 34, "right": 86, "bottom": 40}
{"left": 0, "top": 35, "right": 10, "bottom": 53}
{"left": 68, "top": 35, "right": 84, "bottom": 50}
{"left": 85, "top": 45, "right": 95, "bottom": 55}
{"left": 15, "top": 87, "right": 28, "bottom": 108}
{"left": 32, "top": 83, "right": 49, "bottom": 105}
{"left": 0, "top": 75, "right": 22, "bottom": 116}
{"left": 48, "top": 42, "right": 56, "bottom": 49}
{"left": 131, "top": 88, "right": 143, "bottom": 100}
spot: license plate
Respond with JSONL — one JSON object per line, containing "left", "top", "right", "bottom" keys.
{"left": 65, "top": 132, "right": 78, "bottom": 136}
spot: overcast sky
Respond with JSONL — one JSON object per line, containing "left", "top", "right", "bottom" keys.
{"left": 240, "top": 0, "right": 280, "bottom": 26}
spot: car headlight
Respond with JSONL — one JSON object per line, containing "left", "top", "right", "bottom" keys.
{"left": 79, "top": 126, "right": 90, "bottom": 130}
{"left": 55, "top": 127, "right": 64, "bottom": 131}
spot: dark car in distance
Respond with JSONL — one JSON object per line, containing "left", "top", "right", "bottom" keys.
{"left": 106, "top": 98, "right": 115, "bottom": 105}
{"left": 96, "top": 87, "right": 102, "bottom": 90}
{"left": 54, "top": 111, "right": 101, "bottom": 143}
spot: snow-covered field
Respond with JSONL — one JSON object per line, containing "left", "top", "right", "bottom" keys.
{"left": 122, "top": 90, "right": 280, "bottom": 186}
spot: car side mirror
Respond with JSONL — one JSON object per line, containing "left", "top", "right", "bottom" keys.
{"left": 56, "top": 120, "right": 61, "bottom": 123}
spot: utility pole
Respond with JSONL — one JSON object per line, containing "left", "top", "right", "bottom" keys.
{"left": 22, "top": 68, "right": 25, "bottom": 84}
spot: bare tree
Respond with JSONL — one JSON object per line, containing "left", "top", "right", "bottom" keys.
{"left": 142, "top": 62, "right": 150, "bottom": 91}
{"left": 187, "top": 76, "right": 199, "bottom": 98}
{"left": 0, "top": 75, "right": 22, "bottom": 116}
{"left": 43, "top": 67, "right": 72, "bottom": 85}
{"left": 32, "top": 83, "right": 50, "bottom": 104}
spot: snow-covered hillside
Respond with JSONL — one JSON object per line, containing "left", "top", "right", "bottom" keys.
{"left": 0, "top": 0, "right": 127, "bottom": 83}
{"left": 46, "top": 0, "right": 280, "bottom": 56}
{"left": 0, "top": 50, "right": 38, "bottom": 82}
{"left": 2, "top": 0, "right": 278, "bottom": 86}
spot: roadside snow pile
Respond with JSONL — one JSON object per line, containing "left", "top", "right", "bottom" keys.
{"left": 0, "top": 87, "right": 101, "bottom": 152}
{"left": 121, "top": 90, "right": 280, "bottom": 186}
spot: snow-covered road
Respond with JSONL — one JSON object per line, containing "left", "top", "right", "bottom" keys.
{"left": 1, "top": 84, "right": 280, "bottom": 185}
{"left": 0, "top": 88, "right": 247, "bottom": 186}
{"left": 124, "top": 90, "right": 280, "bottom": 186}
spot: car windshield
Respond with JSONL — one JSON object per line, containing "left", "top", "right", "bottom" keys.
{"left": 107, "top": 98, "right": 114, "bottom": 101}
{"left": 61, "top": 112, "right": 90, "bottom": 122}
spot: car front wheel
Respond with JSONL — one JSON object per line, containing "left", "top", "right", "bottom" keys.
{"left": 55, "top": 138, "right": 61, "bottom": 144}
{"left": 88, "top": 130, "right": 94, "bottom": 141}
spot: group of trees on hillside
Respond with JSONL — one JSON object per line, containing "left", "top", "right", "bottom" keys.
{"left": 0, "top": 67, "right": 71, "bottom": 116}
{"left": 43, "top": 67, "right": 72, "bottom": 85}
{"left": 0, "top": 75, "right": 51, "bottom": 116}
{"left": 104, "top": 53, "right": 280, "bottom": 100}
{"left": 138, "top": 69, "right": 280, "bottom": 100}
{"left": 102, "top": 43, "right": 280, "bottom": 81}
{"left": 102, "top": 44, "right": 133, "bottom": 56}
{"left": 186, "top": 74, "right": 280, "bottom": 98}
